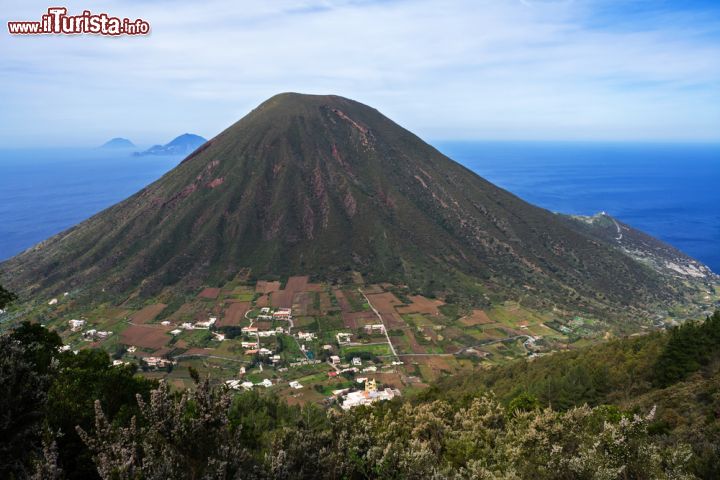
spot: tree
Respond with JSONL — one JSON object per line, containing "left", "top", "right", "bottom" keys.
{"left": 46, "top": 349, "right": 155, "bottom": 480}
{"left": 0, "top": 284, "right": 18, "bottom": 310}
{"left": 0, "top": 323, "right": 60, "bottom": 478}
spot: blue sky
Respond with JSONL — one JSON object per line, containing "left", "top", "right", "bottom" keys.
{"left": 1, "top": 0, "right": 719, "bottom": 147}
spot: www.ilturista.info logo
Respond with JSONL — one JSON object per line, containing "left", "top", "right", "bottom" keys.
{"left": 8, "top": 7, "right": 150, "bottom": 36}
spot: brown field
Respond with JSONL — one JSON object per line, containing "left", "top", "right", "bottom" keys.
{"left": 273, "top": 275, "right": 310, "bottom": 308}
{"left": 293, "top": 291, "right": 314, "bottom": 316}
{"left": 256, "top": 294, "right": 269, "bottom": 307}
{"left": 333, "top": 289, "right": 353, "bottom": 313}
{"left": 318, "top": 292, "right": 332, "bottom": 311}
{"left": 342, "top": 311, "right": 377, "bottom": 329}
{"left": 121, "top": 324, "right": 171, "bottom": 350}
{"left": 375, "top": 372, "right": 403, "bottom": 389}
{"left": 459, "top": 309, "right": 494, "bottom": 326}
{"left": 218, "top": 301, "right": 250, "bottom": 327}
{"left": 130, "top": 304, "right": 167, "bottom": 324}
{"left": 198, "top": 287, "right": 221, "bottom": 299}
{"left": 255, "top": 320, "right": 273, "bottom": 330}
{"left": 255, "top": 281, "right": 281, "bottom": 294}
{"left": 364, "top": 292, "right": 405, "bottom": 329}
{"left": 396, "top": 295, "right": 444, "bottom": 316}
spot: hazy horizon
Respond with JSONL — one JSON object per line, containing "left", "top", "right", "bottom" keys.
{"left": 2, "top": 0, "right": 720, "bottom": 148}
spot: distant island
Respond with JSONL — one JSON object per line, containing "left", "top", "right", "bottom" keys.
{"left": 133, "top": 133, "right": 207, "bottom": 157}
{"left": 99, "top": 137, "right": 135, "bottom": 149}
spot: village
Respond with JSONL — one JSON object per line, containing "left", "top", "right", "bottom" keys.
{"left": 31, "top": 272, "right": 698, "bottom": 407}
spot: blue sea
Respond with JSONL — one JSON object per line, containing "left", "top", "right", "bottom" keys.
{"left": 0, "top": 142, "right": 718, "bottom": 272}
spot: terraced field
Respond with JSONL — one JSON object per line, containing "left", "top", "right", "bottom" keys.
{"left": 14, "top": 272, "right": 673, "bottom": 405}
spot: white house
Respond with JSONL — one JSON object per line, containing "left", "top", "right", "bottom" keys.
{"left": 273, "top": 308, "right": 292, "bottom": 320}
{"left": 69, "top": 319, "right": 86, "bottom": 332}
{"left": 336, "top": 332, "right": 352, "bottom": 344}
{"left": 289, "top": 381, "right": 303, "bottom": 389}
{"left": 297, "top": 331, "right": 316, "bottom": 341}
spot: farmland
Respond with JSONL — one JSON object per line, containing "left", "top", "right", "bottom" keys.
{"left": 13, "top": 271, "right": 689, "bottom": 406}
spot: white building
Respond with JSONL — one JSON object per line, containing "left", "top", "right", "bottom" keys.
{"left": 289, "top": 381, "right": 303, "bottom": 389}
{"left": 364, "top": 324, "right": 386, "bottom": 334}
{"left": 341, "top": 380, "right": 401, "bottom": 410}
{"left": 273, "top": 308, "right": 292, "bottom": 320}
{"left": 69, "top": 319, "right": 86, "bottom": 332}
{"left": 336, "top": 332, "right": 352, "bottom": 344}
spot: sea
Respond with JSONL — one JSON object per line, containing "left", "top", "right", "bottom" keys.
{"left": 1, "top": 142, "right": 718, "bottom": 273}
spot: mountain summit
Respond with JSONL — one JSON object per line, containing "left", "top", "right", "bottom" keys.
{"left": 0, "top": 93, "right": 710, "bottom": 314}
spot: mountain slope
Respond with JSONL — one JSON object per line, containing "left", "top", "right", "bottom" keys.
{"left": 0, "top": 94, "right": 708, "bottom": 314}
{"left": 561, "top": 212, "right": 714, "bottom": 280}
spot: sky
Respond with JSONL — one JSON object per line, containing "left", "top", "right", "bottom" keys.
{"left": 1, "top": 0, "right": 720, "bottom": 147}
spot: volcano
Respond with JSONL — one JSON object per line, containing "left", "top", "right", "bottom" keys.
{"left": 1, "top": 93, "right": 711, "bottom": 314}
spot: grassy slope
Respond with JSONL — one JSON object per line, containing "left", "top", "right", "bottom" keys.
{"left": 0, "top": 94, "right": 700, "bottom": 319}
{"left": 418, "top": 311, "right": 720, "bottom": 478}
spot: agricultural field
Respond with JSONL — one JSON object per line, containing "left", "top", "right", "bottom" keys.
{"left": 19, "top": 272, "right": 640, "bottom": 405}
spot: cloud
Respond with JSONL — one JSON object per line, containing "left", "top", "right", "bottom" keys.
{"left": 1, "top": 0, "right": 719, "bottom": 146}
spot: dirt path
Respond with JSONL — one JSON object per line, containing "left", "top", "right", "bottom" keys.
{"left": 359, "top": 288, "right": 399, "bottom": 359}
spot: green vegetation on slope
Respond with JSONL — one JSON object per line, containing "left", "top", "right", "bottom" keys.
{"left": 2, "top": 311, "right": 719, "bottom": 479}
{"left": 1, "top": 94, "right": 705, "bottom": 319}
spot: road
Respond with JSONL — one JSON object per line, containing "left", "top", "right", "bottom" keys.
{"left": 358, "top": 288, "right": 399, "bottom": 359}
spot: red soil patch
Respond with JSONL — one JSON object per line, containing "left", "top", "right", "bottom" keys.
{"left": 294, "top": 291, "right": 313, "bottom": 316}
{"left": 333, "top": 289, "right": 353, "bottom": 313}
{"left": 319, "top": 292, "right": 332, "bottom": 312}
{"left": 375, "top": 372, "right": 403, "bottom": 389}
{"left": 255, "top": 281, "right": 281, "bottom": 294}
{"left": 218, "top": 301, "right": 249, "bottom": 327}
{"left": 254, "top": 320, "right": 273, "bottom": 330}
{"left": 272, "top": 275, "right": 310, "bottom": 308}
{"left": 396, "top": 295, "right": 444, "bottom": 316}
{"left": 459, "top": 309, "right": 493, "bottom": 326}
{"left": 130, "top": 304, "right": 167, "bottom": 324}
{"left": 121, "top": 324, "right": 171, "bottom": 350}
{"left": 342, "top": 311, "right": 377, "bottom": 329}
{"left": 364, "top": 292, "right": 406, "bottom": 329}
{"left": 256, "top": 294, "right": 269, "bottom": 307}
{"left": 198, "top": 287, "right": 221, "bottom": 299}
